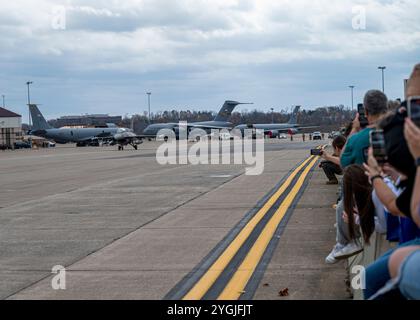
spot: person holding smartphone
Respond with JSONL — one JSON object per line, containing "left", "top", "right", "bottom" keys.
{"left": 366, "top": 99, "right": 420, "bottom": 301}
{"left": 340, "top": 90, "right": 388, "bottom": 167}
{"left": 325, "top": 90, "right": 388, "bottom": 264}
{"left": 319, "top": 135, "right": 346, "bottom": 184}
{"left": 405, "top": 116, "right": 420, "bottom": 229}
{"left": 382, "top": 107, "right": 420, "bottom": 300}
{"left": 381, "top": 113, "right": 420, "bottom": 300}
{"left": 362, "top": 63, "right": 420, "bottom": 299}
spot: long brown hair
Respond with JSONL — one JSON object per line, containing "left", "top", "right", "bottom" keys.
{"left": 343, "top": 165, "right": 375, "bottom": 244}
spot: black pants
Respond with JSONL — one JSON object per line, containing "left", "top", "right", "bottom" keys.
{"left": 320, "top": 160, "right": 343, "bottom": 181}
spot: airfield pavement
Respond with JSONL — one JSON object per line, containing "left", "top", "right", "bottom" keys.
{"left": 0, "top": 137, "right": 349, "bottom": 300}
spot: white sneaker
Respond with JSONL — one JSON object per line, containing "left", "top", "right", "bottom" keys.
{"left": 334, "top": 242, "right": 363, "bottom": 260}
{"left": 325, "top": 243, "right": 345, "bottom": 264}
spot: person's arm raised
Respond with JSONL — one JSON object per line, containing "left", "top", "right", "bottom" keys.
{"left": 404, "top": 118, "right": 420, "bottom": 227}
{"left": 364, "top": 148, "right": 404, "bottom": 217}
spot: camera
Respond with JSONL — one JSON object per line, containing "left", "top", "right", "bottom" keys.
{"left": 407, "top": 96, "right": 420, "bottom": 127}
{"left": 310, "top": 149, "right": 323, "bottom": 156}
{"left": 369, "top": 129, "right": 387, "bottom": 165}
{"left": 358, "top": 103, "right": 369, "bottom": 128}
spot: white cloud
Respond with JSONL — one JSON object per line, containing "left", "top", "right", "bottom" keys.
{"left": 2, "top": 0, "right": 420, "bottom": 68}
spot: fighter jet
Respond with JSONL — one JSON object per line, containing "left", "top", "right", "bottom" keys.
{"left": 234, "top": 106, "right": 317, "bottom": 138}
{"left": 29, "top": 104, "right": 143, "bottom": 150}
{"left": 142, "top": 100, "right": 252, "bottom": 139}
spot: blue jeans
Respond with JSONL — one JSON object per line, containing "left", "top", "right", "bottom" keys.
{"left": 399, "top": 250, "right": 420, "bottom": 299}
{"left": 364, "top": 238, "right": 420, "bottom": 299}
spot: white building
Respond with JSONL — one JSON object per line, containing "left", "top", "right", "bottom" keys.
{"left": 0, "top": 107, "right": 22, "bottom": 148}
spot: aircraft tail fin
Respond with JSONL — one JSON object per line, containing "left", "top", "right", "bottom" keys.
{"left": 287, "top": 105, "right": 300, "bottom": 124}
{"left": 29, "top": 104, "right": 52, "bottom": 130}
{"left": 213, "top": 100, "right": 253, "bottom": 122}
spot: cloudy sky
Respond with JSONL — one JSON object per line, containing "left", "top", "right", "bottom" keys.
{"left": 1, "top": 0, "right": 419, "bottom": 121}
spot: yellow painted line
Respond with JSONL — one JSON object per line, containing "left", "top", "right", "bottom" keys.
{"left": 218, "top": 156, "right": 319, "bottom": 300}
{"left": 182, "top": 155, "right": 315, "bottom": 300}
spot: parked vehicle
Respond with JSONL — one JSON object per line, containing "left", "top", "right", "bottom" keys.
{"left": 14, "top": 141, "right": 31, "bottom": 149}
{"left": 278, "top": 133, "right": 287, "bottom": 139}
{"left": 312, "top": 131, "right": 322, "bottom": 140}
{"left": 0, "top": 144, "right": 11, "bottom": 150}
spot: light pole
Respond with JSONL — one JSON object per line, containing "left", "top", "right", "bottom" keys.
{"left": 26, "top": 81, "right": 33, "bottom": 126}
{"left": 378, "top": 66, "right": 386, "bottom": 93}
{"left": 349, "top": 85, "right": 355, "bottom": 110}
{"left": 271, "top": 108, "right": 274, "bottom": 123}
{"left": 146, "top": 92, "right": 151, "bottom": 123}
{"left": 26, "top": 81, "right": 33, "bottom": 146}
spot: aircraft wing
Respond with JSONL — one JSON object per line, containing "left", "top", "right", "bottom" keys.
{"left": 77, "top": 131, "right": 115, "bottom": 142}
{"left": 79, "top": 132, "right": 146, "bottom": 142}
{"left": 185, "top": 123, "right": 232, "bottom": 130}
{"left": 132, "top": 134, "right": 155, "bottom": 139}
{"left": 257, "top": 125, "right": 319, "bottom": 134}
{"left": 296, "top": 125, "right": 320, "bottom": 130}
{"left": 114, "top": 134, "right": 145, "bottom": 140}
{"left": 263, "top": 125, "right": 320, "bottom": 133}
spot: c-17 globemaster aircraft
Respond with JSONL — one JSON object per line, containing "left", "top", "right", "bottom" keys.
{"left": 142, "top": 100, "right": 253, "bottom": 139}
{"left": 234, "top": 106, "right": 318, "bottom": 137}
{"left": 29, "top": 104, "right": 143, "bottom": 150}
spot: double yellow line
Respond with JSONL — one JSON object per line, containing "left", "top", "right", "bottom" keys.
{"left": 183, "top": 155, "right": 318, "bottom": 300}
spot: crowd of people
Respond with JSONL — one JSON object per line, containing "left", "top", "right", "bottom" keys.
{"left": 319, "top": 63, "right": 420, "bottom": 300}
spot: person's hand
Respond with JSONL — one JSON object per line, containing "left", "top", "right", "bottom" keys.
{"left": 404, "top": 118, "right": 420, "bottom": 159}
{"left": 354, "top": 213, "right": 360, "bottom": 225}
{"left": 320, "top": 149, "right": 327, "bottom": 160}
{"left": 367, "top": 147, "right": 381, "bottom": 170}
{"left": 383, "top": 163, "right": 406, "bottom": 182}
{"left": 364, "top": 147, "right": 382, "bottom": 181}
{"left": 343, "top": 211, "right": 360, "bottom": 225}
{"left": 406, "top": 64, "right": 420, "bottom": 98}
{"left": 351, "top": 113, "right": 361, "bottom": 134}
{"left": 343, "top": 211, "right": 349, "bottom": 224}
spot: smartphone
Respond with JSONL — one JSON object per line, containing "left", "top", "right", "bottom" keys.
{"left": 310, "top": 149, "right": 323, "bottom": 156}
{"left": 407, "top": 96, "right": 420, "bottom": 127}
{"left": 358, "top": 103, "right": 369, "bottom": 128}
{"left": 369, "top": 129, "right": 387, "bottom": 165}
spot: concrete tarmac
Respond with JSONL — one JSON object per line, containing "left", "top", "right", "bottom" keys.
{"left": 0, "top": 138, "right": 347, "bottom": 299}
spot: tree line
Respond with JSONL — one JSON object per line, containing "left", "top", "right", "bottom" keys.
{"left": 44, "top": 105, "right": 355, "bottom": 134}
{"left": 120, "top": 105, "right": 354, "bottom": 133}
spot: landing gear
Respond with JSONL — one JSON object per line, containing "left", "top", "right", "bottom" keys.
{"left": 118, "top": 145, "right": 124, "bottom": 151}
